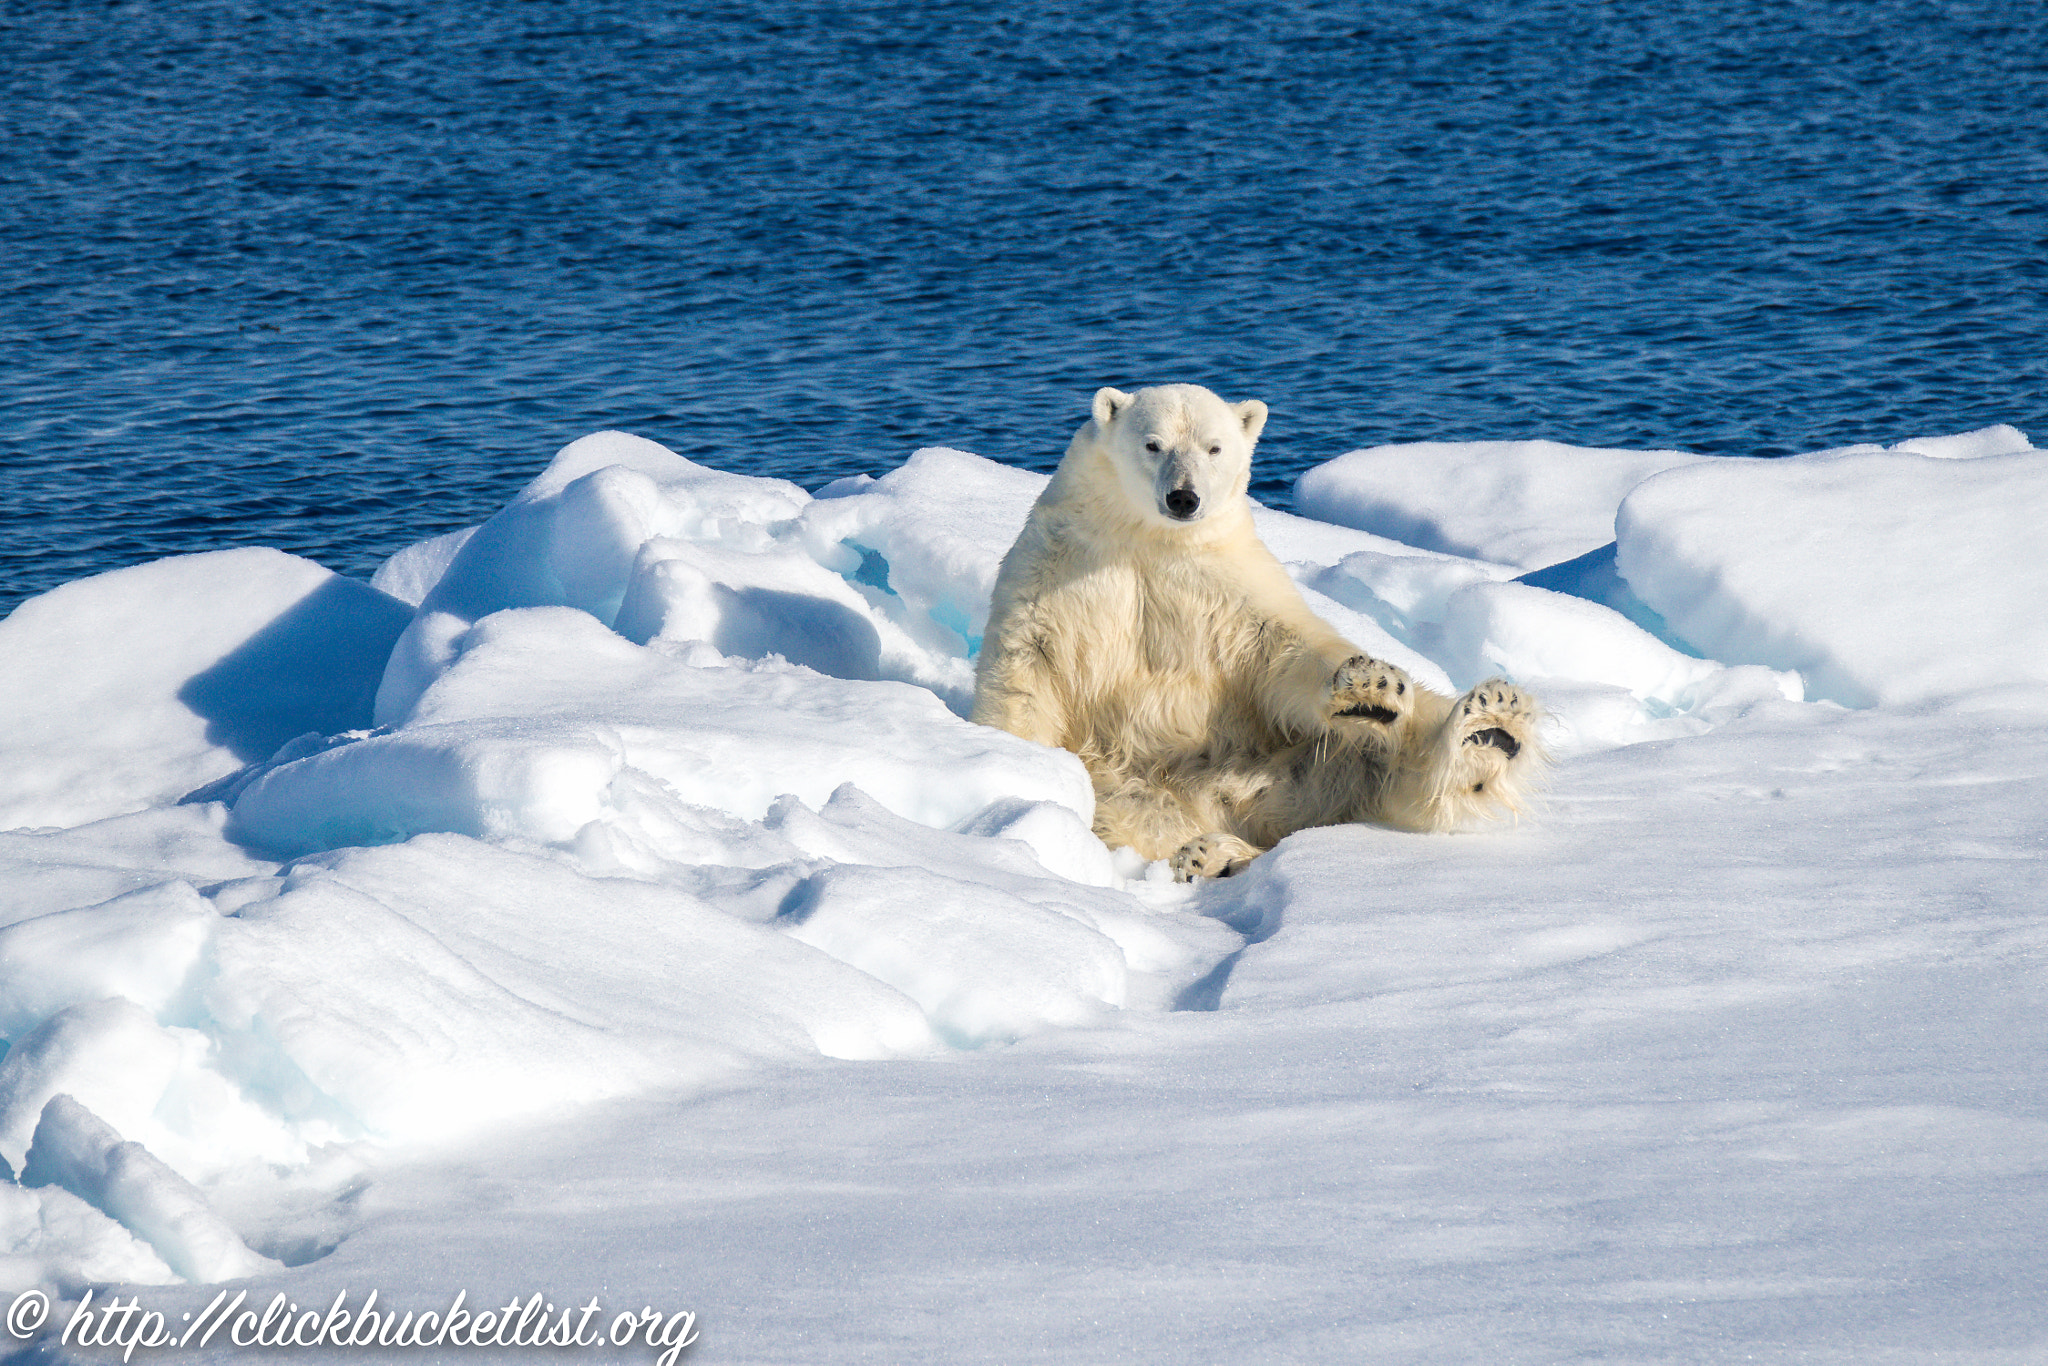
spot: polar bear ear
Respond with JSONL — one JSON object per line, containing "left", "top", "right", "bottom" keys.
{"left": 1233, "top": 399, "right": 1269, "bottom": 443}
{"left": 1092, "top": 387, "right": 1134, "bottom": 428}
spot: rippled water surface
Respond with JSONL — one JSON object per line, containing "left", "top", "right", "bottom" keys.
{"left": 3, "top": 0, "right": 2044, "bottom": 614}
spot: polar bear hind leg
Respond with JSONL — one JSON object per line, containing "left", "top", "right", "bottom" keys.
{"left": 1220, "top": 672, "right": 1542, "bottom": 856}
{"left": 1398, "top": 679, "right": 1542, "bottom": 830}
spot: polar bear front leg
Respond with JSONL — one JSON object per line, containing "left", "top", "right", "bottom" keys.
{"left": 1170, "top": 831, "right": 1263, "bottom": 882}
{"left": 970, "top": 628, "right": 1070, "bottom": 750}
{"left": 1326, "top": 654, "right": 1414, "bottom": 750}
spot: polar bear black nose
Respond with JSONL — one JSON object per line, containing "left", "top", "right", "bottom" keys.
{"left": 1164, "top": 488, "right": 1200, "bottom": 520}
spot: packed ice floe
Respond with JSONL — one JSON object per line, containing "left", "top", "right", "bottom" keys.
{"left": 2, "top": 420, "right": 2043, "bottom": 1301}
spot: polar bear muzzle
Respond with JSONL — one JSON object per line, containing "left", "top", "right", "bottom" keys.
{"left": 1156, "top": 451, "right": 1207, "bottom": 522}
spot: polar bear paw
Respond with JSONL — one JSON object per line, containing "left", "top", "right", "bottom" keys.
{"left": 1455, "top": 679, "right": 1536, "bottom": 763}
{"left": 1329, "top": 654, "right": 1412, "bottom": 729}
{"left": 1171, "top": 832, "right": 1262, "bottom": 882}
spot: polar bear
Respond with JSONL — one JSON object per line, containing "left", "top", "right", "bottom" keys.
{"left": 972, "top": 383, "right": 1542, "bottom": 879}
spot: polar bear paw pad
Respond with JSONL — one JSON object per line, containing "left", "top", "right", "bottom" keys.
{"left": 1457, "top": 681, "right": 1535, "bottom": 762}
{"left": 1329, "top": 655, "right": 1411, "bottom": 727}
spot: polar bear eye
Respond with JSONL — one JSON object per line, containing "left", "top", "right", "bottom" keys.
{"left": 1143, "top": 438, "right": 1163, "bottom": 453}
{"left": 1208, "top": 444, "right": 1222, "bottom": 455}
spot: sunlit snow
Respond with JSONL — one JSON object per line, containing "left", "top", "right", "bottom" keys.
{"left": 2, "top": 426, "right": 2044, "bottom": 1362}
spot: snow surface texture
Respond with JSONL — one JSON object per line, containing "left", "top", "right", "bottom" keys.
{"left": 1300, "top": 425, "right": 2047, "bottom": 712}
{"left": 2, "top": 426, "right": 2045, "bottom": 1363}
{"left": 1295, "top": 437, "right": 1709, "bottom": 572}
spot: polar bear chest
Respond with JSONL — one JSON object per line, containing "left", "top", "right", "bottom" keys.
{"left": 1036, "top": 557, "right": 1261, "bottom": 751}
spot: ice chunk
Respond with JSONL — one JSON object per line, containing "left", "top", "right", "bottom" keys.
{"left": 1304, "top": 548, "right": 1517, "bottom": 697}
{"left": 0, "top": 803, "right": 273, "bottom": 931}
{"left": 0, "top": 998, "right": 303, "bottom": 1186}
{"left": 1250, "top": 501, "right": 1461, "bottom": 571}
{"left": 770, "top": 786, "right": 1089, "bottom": 891}
{"left": 238, "top": 607, "right": 1094, "bottom": 859}
{"left": 1311, "top": 548, "right": 1519, "bottom": 626}
{"left": 1434, "top": 580, "right": 1803, "bottom": 753}
{"left": 0, "top": 881, "right": 216, "bottom": 1040}
{"left": 0, "top": 549, "right": 412, "bottom": 831}
{"left": 1295, "top": 439, "right": 1705, "bottom": 571}
{"left": 613, "top": 535, "right": 888, "bottom": 681}
{"left": 795, "top": 447, "right": 1044, "bottom": 660}
{"left": 370, "top": 524, "right": 478, "bottom": 606}
{"left": 1432, "top": 581, "right": 1801, "bottom": 709}
{"left": 375, "top": 432, "right": 813, "bottom": 724}
{"left": 227, "top": 715, "right": 628, "bottom": 856}
{"left": 21, "top": 1095, "right": 280, "bottom": 1283}
{"left": 220, "top": 837, "right": 942, "bottom": 1083}
{"left": 0, "top": 1180, "right": 179, "bottom": 1290}
{"left": 203, "top": 870, "right": 663, "bottom": 1142}
{"left": 0, "top": 1000, "right": 204, "bottom": 1174}
{"left": 359, "top": 431, "right": 1014, "bottom": 721}
{"left": 1514, "top": 542, "right": 1694, "bottom": 654}
{"left": 954, "top": 796, "right": 1118, "bottom": 888}
{"left": 564, "top": 767, "right": 813, "bottom": 880}
{"left": 1616, "top": 444, "right": 2048, "bottom": 707}
{"left": 1307, "top": 547, "right": 1801, "bottom": 752}
{"left": 1801, "top": 424, "right": 2035, "bottom": 463}
{"left": 197, "top": 834, "right": 946, "bottom": 1144}
{"left": 771, "top": 788, "right": 1240, "bottom": 995}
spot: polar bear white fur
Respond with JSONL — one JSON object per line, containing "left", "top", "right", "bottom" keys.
{"left": 972, "top": 383, "right": 1543, "bottom": 879}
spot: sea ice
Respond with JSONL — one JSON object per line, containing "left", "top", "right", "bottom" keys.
{"left": 1294, "top": 426, "right": 2047, "bottom": 712}
{"left": 1615, "top": 442, "right": 2048, "bottom": 706}
{"left": 0, "top": 549, "right": 410, "bottom": 830}
{"left": 1294, "top": 438, "right": 1706, "bottom": 571}
{"left": 21, "top": 1095, "right": 279, "bottom": 1285}
{"left": 0, "top": 422, "right": 2041, "bottom": 1366}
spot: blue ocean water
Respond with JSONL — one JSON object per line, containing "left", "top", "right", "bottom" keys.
{"left": 3, "top": 0, "right": 2043, "bottom": 616}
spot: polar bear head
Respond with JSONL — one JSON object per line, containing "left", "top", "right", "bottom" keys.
{"left": 1086, "top": 383, "right": 1269, "bottom": 529}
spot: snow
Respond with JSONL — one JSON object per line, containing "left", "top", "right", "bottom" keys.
{"left": 1294, "top": 438, "right": 1707, "bottom": 571}
{"left": 20, "top": 1095, "right": 280, "bottom": 1285}
{"left": 0, "top": 549, "right": 411, "bottom": 831}
{"left": 367, "top": 524, "right": 477, "bottom": 608}
{"left": 231, "top": 606, "right": 1091, "bottom": 861}
{"left": 0, "top": 1183, "right": 178, "bottom": 1291}
{"left": 1, "top": 423, "right": 2044, "bottom": 1363}
{"left": 1298, "top": 424, "right": 2048, "bottom": 712}
{"left": 1615, "top": 442, "right": 2048, "bottom": 707}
